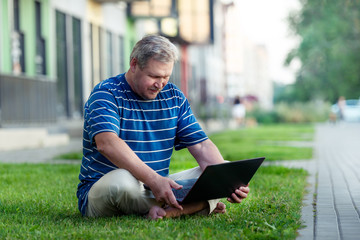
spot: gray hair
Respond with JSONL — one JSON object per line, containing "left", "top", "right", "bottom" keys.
{"left": 130, "top": 35, "right": 179, "bottom": 69}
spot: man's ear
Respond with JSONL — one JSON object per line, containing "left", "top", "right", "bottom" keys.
{"left": 130, "top": 58, "right": 137, "bottom": 73}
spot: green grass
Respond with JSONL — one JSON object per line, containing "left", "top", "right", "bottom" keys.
{"left": 55, "top": 124, "right": 314, "bottom": 163}
{"left": 0, "top": 124, "right": 313, "bottom": 239}
{"left": 211, "top": 124, "right": 313, "bottom": 161}
{"left": 54, "top": 152, "right": 83, "bottom": 160}
{"left": 170, "top": 124, "right": 314, "bottom": 169}
{"left": 0, "top": 163, "right": 307, "bottom": 239}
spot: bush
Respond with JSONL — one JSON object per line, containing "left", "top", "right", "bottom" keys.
{"left": 247, "top": 107, "right": 280, "bottom": 124}
{"left": 248, "top": 101, "right": 331, "bottom": 124}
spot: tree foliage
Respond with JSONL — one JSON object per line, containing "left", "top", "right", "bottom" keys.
{"left": 286, "top": 0, "right": 360, "bottom": 102}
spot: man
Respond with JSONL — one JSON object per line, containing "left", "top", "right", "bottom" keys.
{"left": 77, "top": 35, "right": 250, "bottom": 220}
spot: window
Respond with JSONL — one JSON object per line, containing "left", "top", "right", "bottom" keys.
{"left": 72, "top": 17, "right": 83, "bottom": 117}
{"left": 35, "top": 1, "right": 46, "bottom": 75}
{"left": 55, "top": 11, "right": 83, "bottom": 118}
{"left": 55, "top": 11, "right": 68, "bottom": 117}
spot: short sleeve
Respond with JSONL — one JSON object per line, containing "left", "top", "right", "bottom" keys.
{"left": 174, "top": 97, "right": 208, "bottom": 150}
{"left": 85, "top": 89, "right": 120, "bottom": 144}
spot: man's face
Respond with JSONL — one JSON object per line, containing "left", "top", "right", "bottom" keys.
{"left": 129, "top": 58, "right": 174, "bottom": 100}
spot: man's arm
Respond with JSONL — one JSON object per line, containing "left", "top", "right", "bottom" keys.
{"left": 94, "top": 132, "right": 183, "bottom": 210}
{"left": 187, "top": 139, "right": 225, "bottom": 170}
{"left": 187, "top": 139, "right": 250, "bottom": 203}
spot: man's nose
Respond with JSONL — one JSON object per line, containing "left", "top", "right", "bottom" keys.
{"left": 154, "top": 78, "right": 165, "bottom": 89}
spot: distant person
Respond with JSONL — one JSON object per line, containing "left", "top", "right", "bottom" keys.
{"left": 76, "top": 35, "right": 250, "bottom": 220}
{"left": 232, "top": 96, "right": 246, "bottom": 127}
{"left": 337, "top": 96, "right": 346, "bottom": 120}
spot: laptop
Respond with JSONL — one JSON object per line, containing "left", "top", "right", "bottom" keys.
{"left": 145, "top": 157, "right": 265, "bottom": 204}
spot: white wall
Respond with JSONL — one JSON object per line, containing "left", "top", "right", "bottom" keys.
{"left": 51, "top": 0, "right": 87, "bottom": 18}
{"left": 224, "top": 3, "right": 273, "bottom": 109}
{"left": 102, "top": 3, "right": 127, "bottom": 35}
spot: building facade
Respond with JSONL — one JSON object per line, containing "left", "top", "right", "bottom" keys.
{"left": 224, "top": 2, "right": 273, "bottom": 110}
{"left": 0, "top": 0, "right": 274, "bottom": 128}
{"left": 0, "top": 0, "right": 134, "bottom": 126}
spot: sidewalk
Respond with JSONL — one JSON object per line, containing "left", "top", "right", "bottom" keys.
{"left": 271, "top": 122, "right": 360, "bottom": 240}
{"left": 0, "top": 123, "right": 359, "bottom": 239}
{"left": 0, "top": 138, "right": 82, "bottom": 163}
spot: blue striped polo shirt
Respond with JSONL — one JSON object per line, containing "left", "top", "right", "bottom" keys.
{"left": 76, "top": 73, "right": 208, "bottom": 215}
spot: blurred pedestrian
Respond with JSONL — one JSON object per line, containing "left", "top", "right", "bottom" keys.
{"left": 337, "top": 96, "right": 346, "bottom": 120}
{"left": 232, "top": 96, "right": 246, "bottom": 127}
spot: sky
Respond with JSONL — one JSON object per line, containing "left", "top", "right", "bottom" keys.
{"left": 235, "top": 0, "right": 301, "bottom": 84}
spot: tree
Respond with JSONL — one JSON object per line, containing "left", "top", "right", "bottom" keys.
{"left": 286, "top": 0, "right": 360, "bottom": 103}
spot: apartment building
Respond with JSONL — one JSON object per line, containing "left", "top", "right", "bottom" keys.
{"left": 0, "top": 0, "right": 133, "bottom": 126}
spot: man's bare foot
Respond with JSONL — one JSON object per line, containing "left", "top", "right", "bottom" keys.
{"left": 147, "top": 206, "right": 166, "bottom": 220}
{"left": 147, "top": 202, "right": 225, "bottom": 220}
{"left": 213, "top": 202, "right": 226, "bottom": 214}
{"left": 147, "top": 201, "right": 208, "bottom": 220}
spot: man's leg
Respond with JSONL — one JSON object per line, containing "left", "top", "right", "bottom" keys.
{"left": 168, "top": 166, "right": 221, "bottom": 215}
{"left": 86, "top": 169, "right": 160, "bottom": 217}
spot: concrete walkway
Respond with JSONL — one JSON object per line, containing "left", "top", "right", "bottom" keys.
{"left": 271, "top": 123, "right": 360, "bottom": 240}
{"left": 0, "top": 123, "right": 359, "bottom": 239}
{"left": 0, "top": 138, "right": 82, "bottom": 163}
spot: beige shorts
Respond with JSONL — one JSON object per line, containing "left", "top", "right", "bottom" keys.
{"left": 86, "top": 166, "right": 219, "bottom": 217}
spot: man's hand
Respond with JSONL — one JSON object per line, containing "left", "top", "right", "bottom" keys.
{"left": 227, "top": 184, "right": 250, "bottom": 203}
{"left": 148, "top": 176, "right": 183, "bottom": 210}
{"left": 95, "top": 132, "right": 184, "bottom": 210}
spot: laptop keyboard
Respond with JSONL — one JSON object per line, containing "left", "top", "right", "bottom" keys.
{"left": 143, "top": 178, "right": 197, "bottom": 202}
{"left": 172, "top": 178, "right": 197, "bottom": 201}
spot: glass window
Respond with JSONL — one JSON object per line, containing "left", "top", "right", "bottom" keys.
{"left": 35, "top": 1, "right": 46, "bottom": 75}
{"left": 72, "top": 17, "right": 83, "bottom": 117}
{"left": 55, "top": 10, "right": 68, "bottom": 117}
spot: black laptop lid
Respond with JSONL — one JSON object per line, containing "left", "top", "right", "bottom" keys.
{"left": 180, "top": 157, "right": 265, "bottom": 204}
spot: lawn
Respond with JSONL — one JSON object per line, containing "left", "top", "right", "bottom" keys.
{"left": 56, "top": 124, "right": 314, "bottom": 164}
{"left": 0, "top": 124, "right": 313, "bottom": 239}
{"left": 210, "top": 124, "right": 313, "bottom": 161}
{"left": 0, "top": 164, "right": 307, "bottom": 239}
{"left": 170, "top": 124, "right": 314, "bottom": 170}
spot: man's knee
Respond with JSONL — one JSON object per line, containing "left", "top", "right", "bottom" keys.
{"left": 110, "top": 180, "right": 140, "bottom": 200}
{"left": 86, "top": 169, "right": 145, "bottom": 217}
{"left": 101, "top": 169, "right": 141, "bottom": 198}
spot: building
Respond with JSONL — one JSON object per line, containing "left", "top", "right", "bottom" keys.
{"left": 1, "top": 0, "right": 225, "bottom": 126}
{"left": 0, "top": 0, "right": 224, "bottom": 149}
{"left": 0, "top": 0, "right": 136, "bottom": 126}
{"left": 223, "top": 2, "right": 273, "bottom": 110}
{"left": 0, "top": 0, "right": 274, "bottom": 147}
{"left": 0, "top": 0, "right": 136, "bottom": 149}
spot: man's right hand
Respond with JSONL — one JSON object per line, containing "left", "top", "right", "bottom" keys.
{"left": 147, "top": 176, "right": 183, "bottom": 210}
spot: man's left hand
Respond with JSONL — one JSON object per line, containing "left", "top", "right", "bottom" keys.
{"left": 227, "top": 184, "right": 250, "bottom": 203}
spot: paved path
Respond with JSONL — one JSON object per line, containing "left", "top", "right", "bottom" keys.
{"left": 1, "top": 123, "right": 359, "bottom": 239}
{"left": 271, "top": 123, "right": 360, "bottom": 240}
{"left": 0, "top": 138, "right": 82, "bottom": 163}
